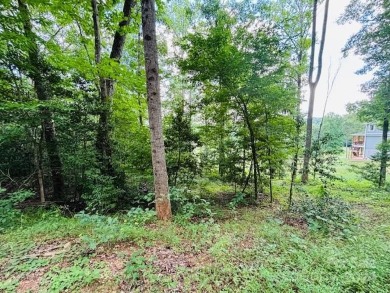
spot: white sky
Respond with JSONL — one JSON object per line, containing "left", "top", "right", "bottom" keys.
{"left": 301, "top": 0, "right": 372, "bottom": 117}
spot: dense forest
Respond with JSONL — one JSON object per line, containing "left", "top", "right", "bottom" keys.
{"left": 0, "top": 0, "right": 389, "bottom": 292}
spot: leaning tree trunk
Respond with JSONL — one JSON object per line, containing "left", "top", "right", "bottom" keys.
{"left": 141, "top": 0, "right": 172, "bottom": 220}
{"left": 91, "top": 0, "right": 134, "bottom": 177}
{"left": 379, "top": 117, "right": 389, "bottom": 187}
{"left": 301, "top": 0, "right": 330, "bottom": 183}
{"left": 18, "top": 0, "right": 65, "bottom": 201}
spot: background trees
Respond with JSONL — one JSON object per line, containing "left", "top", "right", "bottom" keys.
{"left": 0, "top": 0, "right": 386, "bottom": 214}
{"left": 341, "top": 0, "right": 390, "bottom": 188}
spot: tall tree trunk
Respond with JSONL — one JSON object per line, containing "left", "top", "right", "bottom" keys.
{"left": 36, "top": 160, "right": 45, "bottom": 203}
{"left": 289, "top": 71, "right": 303, "bottom": 208}
{"left": 18, "top": 0, "right": 65, "bottom": 200}
{"left": 137, "top": 29, "right": 144, "bottom": 126}
{"left": 379, "top": 117, "right": 388, "bottom": 187}
{"left": 242, "top": 160, "right": 253, "bottom": 194}
{"left": 92, "top": 0, "right": 134, "bottom": 177}
{"left": 265, "top": 112, "right": 273, "bottom": 203}
{"left": 142, "top": 0, "right": 172, "bottom": 220}
{"left": 241, "top": 102, "right": 259, "bottom": 199}
{"left": 301, "top": 0, "right": 330, "bottom": 183}
{"left": 32, "top": 129, "right": 45, "bottom": 203}
{"left": 242, "top": 148, "right": 246, "bottom": 185}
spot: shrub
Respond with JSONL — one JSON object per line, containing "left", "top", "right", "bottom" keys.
{"left": 82, "top": 172, "right": 125, "bottom": 214}
{"left": 291, "top": 196, "right": 354, "bottom": 234}
{"left": 126, "top": 207, "right": 156, "bottom": 226}
{"left": 229, "top": 192, "right": 247, "bottom": 209}
{"left": 0, "top": 188, "right": 33, "bottom": 233}
{"left": 170, "top": 187, "right": 214, "bottom": 220}
{"left": 352, "top": 160, "right": 381, "bottom": 187}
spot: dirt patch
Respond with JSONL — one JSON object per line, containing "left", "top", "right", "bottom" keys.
{"left": 146, "top": 245, "right": 212, "bottom": 275}
{"left": 237, "top": 235, "right": 255, "bottom": 250}
{"left": 28, "top": 238, "right": 77, "bottom": 258}
{"left": 16, "top": 266, "right": 49, "bottom": 293}
{"left": 89, "top": 242, "right": 138, "bottom": 276}
{"left": 283, "top": 216, "right": 308, "bottom": 231}
{"left": 213, "top": 192, "right": 237, "bottom": 206}
{"left": 90, "top": 253, "right": 125, "bottom": 275}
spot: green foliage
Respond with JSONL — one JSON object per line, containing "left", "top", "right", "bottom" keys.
{"left": 353, "top": 160, "right": 381, "bottom": 186}
{"left": 126, "top": 207, "right": 156, "bottom": 226}
{"left": 124, "top": 252, "right": 148, "bottom": 283}
{"left": 228, "top": 192, "right": 247, "bottom": 209}
{"left": 170, "top": 187, "right": 214, "bottom": 220}
{"left": 291, "top": 196, "right": 355, "bottom": 234}
{"left": 179, "top": 3, "right": 296, "bottom": 193}
{"left": 0, "top": 188, "right": 33, "bottom": 233}
{"left": 311, "top": 133, "right": 343, "bottom": 183}
{"left": 82, "top": 172, "right": 125, "bottom": 214}
{"left": 76, "top": 212, "right": 121, "bottom": 250}
{"left": 41, "top": 258, "right": 100, "bottom": 293}
{"left": 165, "top": 100, "right": 200, "bottom": 186}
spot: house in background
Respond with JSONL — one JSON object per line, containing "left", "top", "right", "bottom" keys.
{"left": 350, "top": 124, "right": 389, "bottom": 159}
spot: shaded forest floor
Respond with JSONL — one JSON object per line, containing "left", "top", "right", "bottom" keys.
{"left": 1, "top": 159, "right": 390, "bottom": 292}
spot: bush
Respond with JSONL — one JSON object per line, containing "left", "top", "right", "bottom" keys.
{"left": 352, "top": 160, "right": 381, "bottom": 187}
{"left": 82, "top": 172, "right": 125, "bottom": 214}
{"left": 0, "top": 188, "right": 34, "bottom": 233}
{"left": 291, "top": 196, "right": 354, "bottom": 234}
{"left": 126, "top": 207, "right": 156, "bottom": 226}
{"left": 170, "top": 187, "right": 214, "bottom": 220}
{"left": 229, "top": 192, "right": 247, "bottom": 209}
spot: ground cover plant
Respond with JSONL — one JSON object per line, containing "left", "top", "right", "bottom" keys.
{"left": 1, "top": 157, "right": 389, "bottom": 292}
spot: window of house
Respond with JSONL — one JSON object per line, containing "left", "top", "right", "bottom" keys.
{"left": 369, "top": 124, "right": 374, "bottom": 131}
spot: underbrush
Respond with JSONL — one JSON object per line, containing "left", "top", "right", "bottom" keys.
{"left": 290, "top": 196, "right": 355, "bottom": 235}
{"left": 0, "top": 188, "right": 34, "bottom": 233}
{"left": 1, "top": 171, "right": 390, "bottom": 292}
{"left": 1, "top": 199, "right": 389, "bottom": 292}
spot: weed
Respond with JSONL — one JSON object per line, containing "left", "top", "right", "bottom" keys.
{"left": 41, "top": 258, "right": 100, "bottom": 293}
{"left": 124, "top": 252, "right": 148, "bottom": 283}
{"left": 126, "top": 207, "right": 156, "bottom": 226}
{"left": 291, "top": 196, "right": 355, "bottom": 235}
{"left": 0, "top": 188, "right": 34, "bottom": 233}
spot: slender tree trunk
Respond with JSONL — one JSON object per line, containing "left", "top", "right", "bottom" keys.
{"left": 265, "top": 113, "right": 273, "bottom": 203}
{"left": 218, "top": 117, "right": 226, "bottom": 178}
{"left": 302, "top": 0, "right": 330, "bottom": 183}
{"left": 302, "top": 84, "right": 315, "bottom": 182}
{"left": 379, "top": 117, "right": 388, "bottom": 187}
{"left": 242, "top": 103, "right": 259, "bottom": 198}
{"left": 174, "top": 144, "right": 182, "bottom": 186}
{"left": 33, "top": 130, "right": 45, "bottom": 203}
{"left": 92, "top": 0, "right": 134, "bottom": 177}
{"left": 142, "top": 0, "right": 172, "bottom": 220}
{"left": 242, "top": 148, "right": 246, "bottom": 185}
{"left": 242, "top": 160, "right": 253, "bottom": 193}
{"left": 289, "top": 73, "right": 303, "bottom": 208}
{"left": 18, "top": 0, "right": 65, "bottom": 200}
{"left": 137, "top": 29, "right": 144, "bottom": 126}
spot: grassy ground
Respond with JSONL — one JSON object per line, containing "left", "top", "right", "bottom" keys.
{"left": 1, "top": 159, "right": 390, "bottom": 292}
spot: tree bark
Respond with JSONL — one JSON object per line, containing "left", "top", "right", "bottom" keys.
{"left": 289, "top": 71, "right": 303, "bottom": 208}
{"left": 92, "top": 0, "right": 134, "bottom": 177}
{"left": 18, "top": 0, "right": 65, "bottom": 200}
{"left": 34, "top": 139, "right": 45, "bottom": 203}
{"left": 301, "top": 0, "right": 330, "bottom": 183}
{"left": 242, "top": 160, "right": 253, "bottom": 194}
{"left": 142, "top": 0, "right": 172, "bottom": 220}
{"left": 379, "top": 117, "right": 388, "bottom": 187}
{"left": 241, "top": 102, "right": 259, "bottom": 199}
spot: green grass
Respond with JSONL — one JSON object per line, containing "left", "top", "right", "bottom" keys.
{"left": 1, "top": 160, "right": 390, "bottom": 292}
